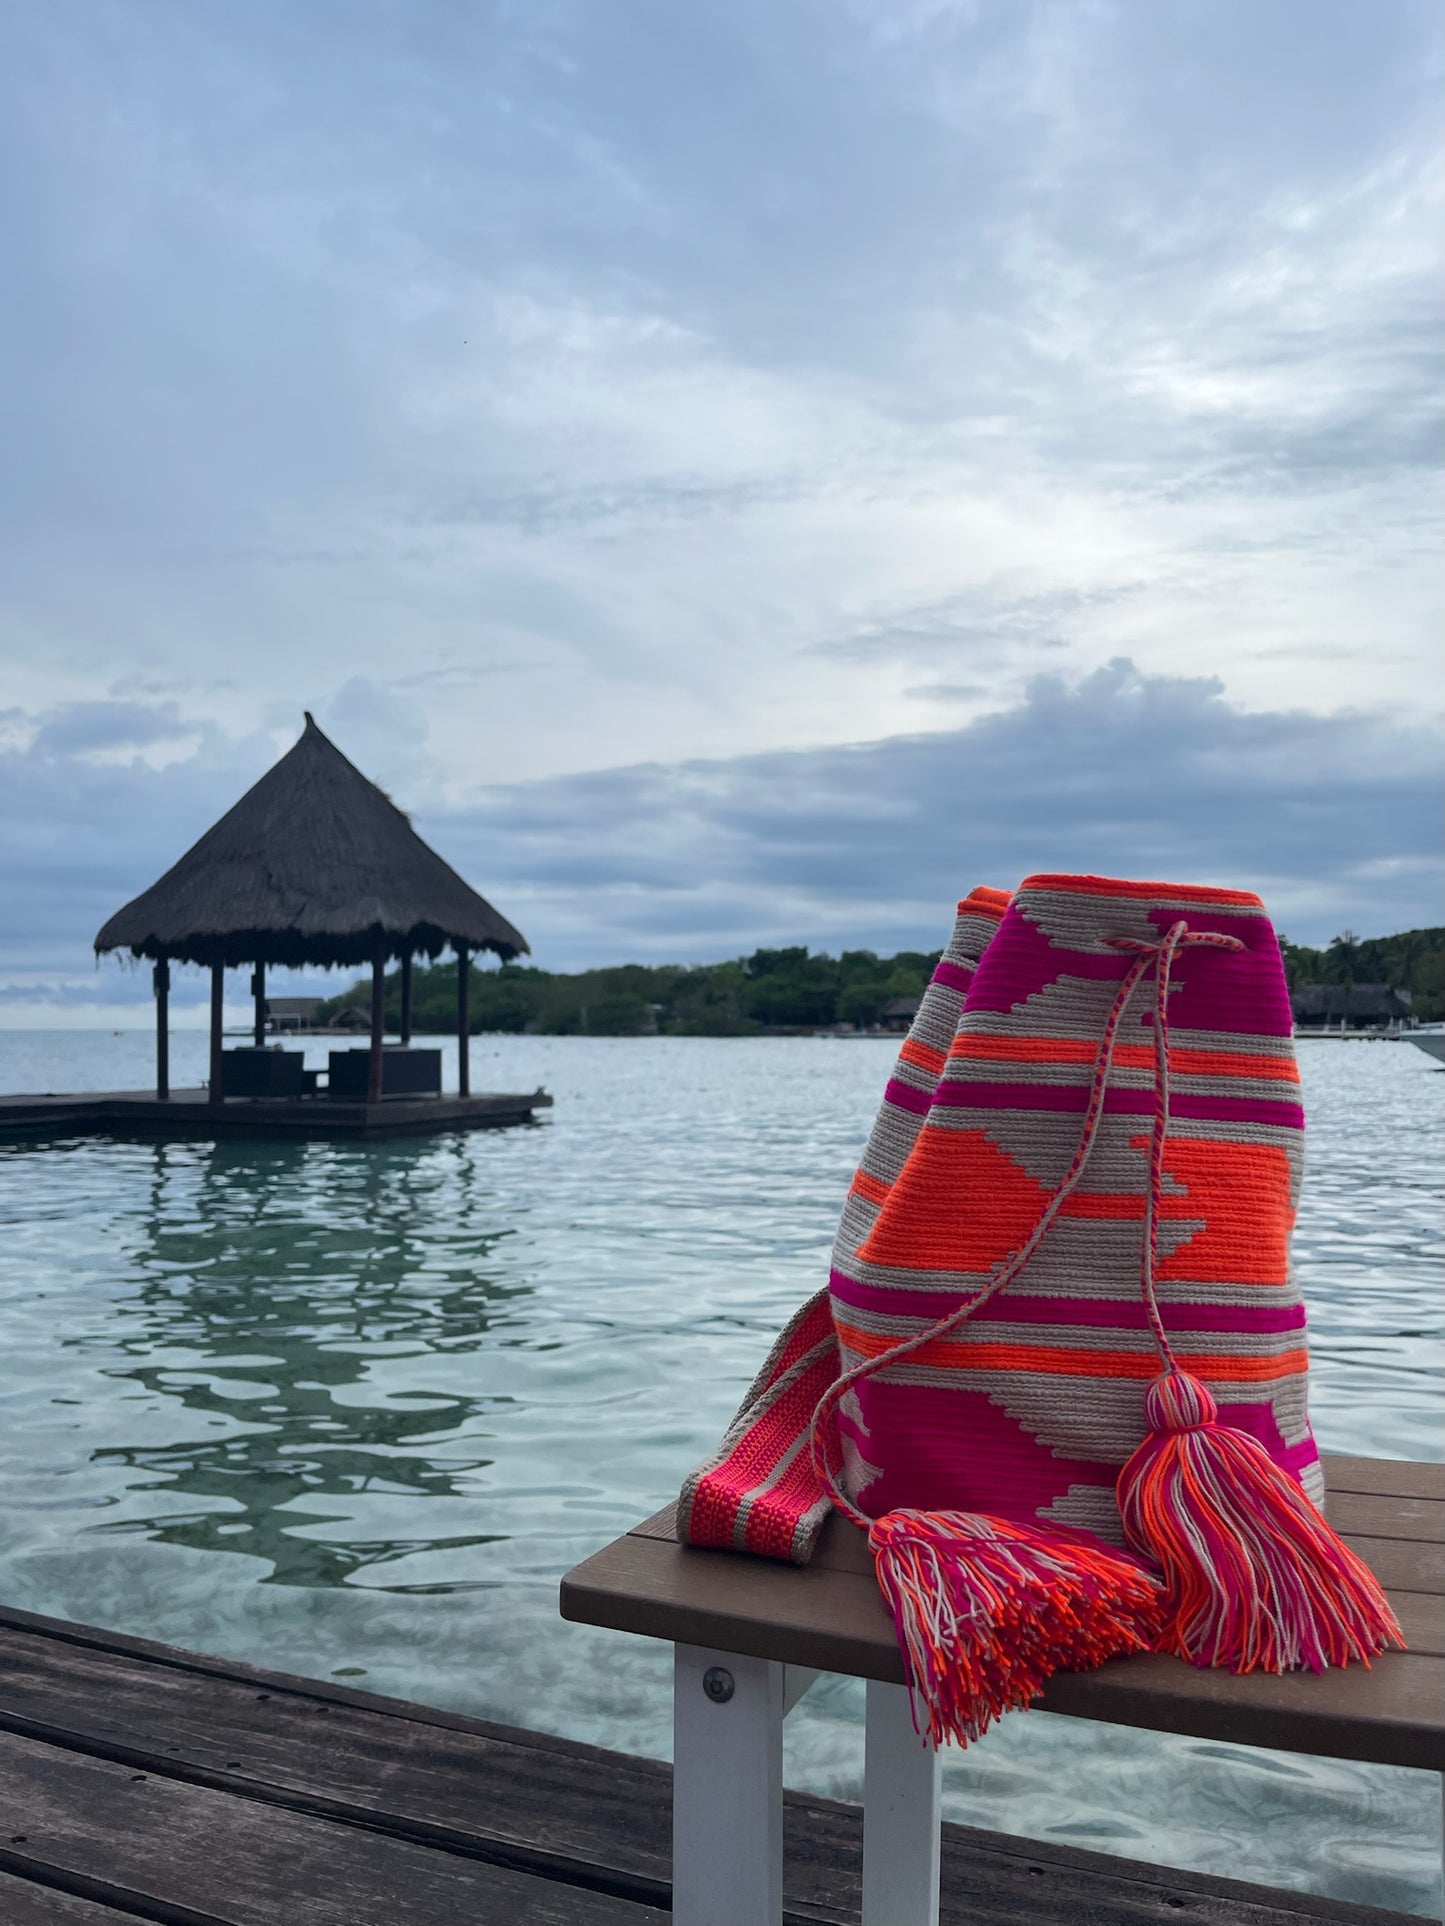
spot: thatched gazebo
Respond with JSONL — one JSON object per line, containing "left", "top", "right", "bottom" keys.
{"left": 95, "top": 714, "right": 528, "bottom": 1105}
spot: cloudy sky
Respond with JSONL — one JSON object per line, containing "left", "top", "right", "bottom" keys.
{"left": 1, "top": 0, "right": 1440, "bottom": 1020}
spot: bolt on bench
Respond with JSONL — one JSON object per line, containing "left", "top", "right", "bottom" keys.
{"left": 561, "top": 1453, "right": 1444, "bottom": 1926}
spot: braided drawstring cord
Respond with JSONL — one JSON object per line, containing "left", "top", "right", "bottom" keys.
{"left": 809, "top": 920, "right": 1243, "bottom": 1526}
{"left": 1105, "top": 921, "right": 1249, "bottom": 1375}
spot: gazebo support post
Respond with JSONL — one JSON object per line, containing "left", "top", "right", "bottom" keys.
{"left": 154, "top": 956, "right": 170, "bottom": 1101}
{"left": 209, "top": 964, "right": 225, "bottom": 1104}
{"left": 400, "top": 954, "right": 413, "bottom": 1047}
{"left": 252, "top": 964, "right": 266, "bottom": 1047}
{"left": 456, "top": 945, "right": 471, "bottom": 1098}
{"left": 367, "top": 945, "right": 386, "bottom": 1107}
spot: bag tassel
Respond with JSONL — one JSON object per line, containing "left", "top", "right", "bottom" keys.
{"left": 1118, "top": 1370, "right": 1404, "bottom": 1674}
{"left": 868, "top": 1508, "right": 1163, "bottom": 1747}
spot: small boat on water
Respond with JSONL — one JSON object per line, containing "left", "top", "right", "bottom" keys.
{"left": 1408, "top": 1029, "right": 1445, "bottom": 1065}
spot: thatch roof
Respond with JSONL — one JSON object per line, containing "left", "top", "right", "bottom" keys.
{"left": 1291, "top": 982, "right": 1412, "bottom": 1022}
{"left": 95, "top": 715, "right": 529, "bottom": 969}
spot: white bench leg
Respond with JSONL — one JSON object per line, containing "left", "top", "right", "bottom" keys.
{"left": 783, "top": 1664, "right": 820, "bottom": 1714}
{"left": 862, "top": 1679, "right": 942, "bottom": 1926}
{"left": 673, "top": 1643, "right": 784, "bottom": 1926}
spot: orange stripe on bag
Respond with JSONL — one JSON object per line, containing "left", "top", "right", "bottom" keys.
{"left": 899, "top": 1037, "right": 948, "bottom": 1076}
{"left": 850, "top": 1169, "right": 892, "bottom": 1207}
{"left": 950, "top": 1034, "right": 1298, "bottom": 1083}
{"left": 833, "top": 1322, "right": 1310, "bottom": 1384}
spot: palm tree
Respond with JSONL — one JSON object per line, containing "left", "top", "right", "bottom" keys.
{"left": 1329, "top": 930, "right": 1360, "bottom": 1031}
{"left": 1392, "top": 930, "right": 1424, "bottom": 997}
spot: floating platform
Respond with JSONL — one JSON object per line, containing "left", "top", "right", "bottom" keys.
{"left": 0, "top": 1603, "right": 1414, "bottom": 1925}
{"left": 0, "top": 1085, "right": 553, "bottom": 1143}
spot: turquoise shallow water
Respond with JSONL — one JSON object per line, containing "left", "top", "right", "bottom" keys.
{"left": 0, "top": 1030, "right": 1440, "bottom": 1914}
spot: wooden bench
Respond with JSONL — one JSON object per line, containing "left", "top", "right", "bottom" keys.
{"left": 560, "top": 1454, "right": 1445, "bottom": 1926}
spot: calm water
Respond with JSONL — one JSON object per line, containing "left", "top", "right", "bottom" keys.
{"left": 0, "top": 1031, "right": 1440, "bottom": 1914}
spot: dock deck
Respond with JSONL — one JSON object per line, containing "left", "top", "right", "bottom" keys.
{"left": 0, "top": 1604, "right": 1421, "bottom": 1923}
{"left": 0, "top": 1085, "right": 553, "bottom": 1142}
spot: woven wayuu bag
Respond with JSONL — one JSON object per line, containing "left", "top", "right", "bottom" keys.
{"left": 680, "top": 871, "right": 1401, "bottom": 1748}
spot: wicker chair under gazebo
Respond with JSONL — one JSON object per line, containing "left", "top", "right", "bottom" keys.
{"left": 88, "top": 714, "right": 546, "bottom": 1133}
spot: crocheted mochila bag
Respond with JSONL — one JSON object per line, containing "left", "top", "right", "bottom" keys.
{"left": 677, "top": 887, "right": 1011, "bottom": 1563}
{"left": 814, "top": 871, "right": 1401, "bottom": 1743}
{"left": 682, "top": 872, "right": 1402, "bottom": 1748}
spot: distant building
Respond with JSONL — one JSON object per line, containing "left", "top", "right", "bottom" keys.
{"left": 880, "top": 996, "right": 921, "bottom": 1034}
{"left": 1291, "top": 983, "right": 1413, "bottom": 1031}
{"left": 265, "top": 997, "right": 325, "bottom": 1033}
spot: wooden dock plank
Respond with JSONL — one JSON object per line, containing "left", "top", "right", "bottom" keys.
{"left": 0, "top": 1728, "right": 665, "bottom": 1926}
{"left": 0, "top": 1618, "right": 1418, "bottom": 1925}
{"left": 0, "top": 1873, "right": 140, "bottom": 1924}
{"left": 0, "top": 1086, "right": 552, "bottom": 1142}
{"left": 0, "top": 1621, "right": 669, "bottom": 1888}
{"left": 779, "top": 1805, "right": 1422, "bottom": 1926}
{"left": 0, "top": 1602, "right": 688, "bottom": 1782}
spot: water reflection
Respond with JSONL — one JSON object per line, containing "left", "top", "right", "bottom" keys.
{"left": 79, "top": 1139, "right": 530, "bottom": 1589}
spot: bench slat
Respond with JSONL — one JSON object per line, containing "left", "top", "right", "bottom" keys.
{"left": 648, "top": 1463, "right": 1444, "bottom": 1529}
{"left": 615, "top": 1527, "right": 1445, "bottom": 1649}
{"left": 1379, "top": 1592, "right": 1444, "bottom": 1655}
{"left": 1041, "top": 1651, "right": 1445, "bottom": 1769}
{"left": 1318, "top": 1456, "right": 1445, "bottom": 1501}
{"left": 634, "top": 1506, "right": 1445, "bottom": 1597}
{"left": 1324, "top": 1493, "right": 1445, "bottom": 1544}
{"left": 565, "top": 1531, "right": 912, "bottom": 1677}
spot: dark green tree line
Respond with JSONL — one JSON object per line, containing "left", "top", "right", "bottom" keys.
{"left": 314, "top": 944, "right": 940, "bottom": 1037}
{"left": 315, "top": 924, "right": 1445, "bottom": 1035}
{"left": 1279, "top": 927, "right": 1444, "bottom": 1020}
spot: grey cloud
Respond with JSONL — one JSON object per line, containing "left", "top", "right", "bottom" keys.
{"left": 1, "top": 0, "right": 1436, "bottom": 590}
{"left": 2, "top": 666, "right": 1438, "bottom": 1009}
{"left": 30, "top": 700, "right": 194, "bottom": 757}
{"left": 0, "top": 701, "right": 279, "bottom": 983}
{"left": 429, "top": 661, "right": 1442, "bottom": 963}
{"left": 817, "top": 587, "right": 1132, "bottom": 666}
{"left": 905, "top": 681, "right": 993, "bottom": 703}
